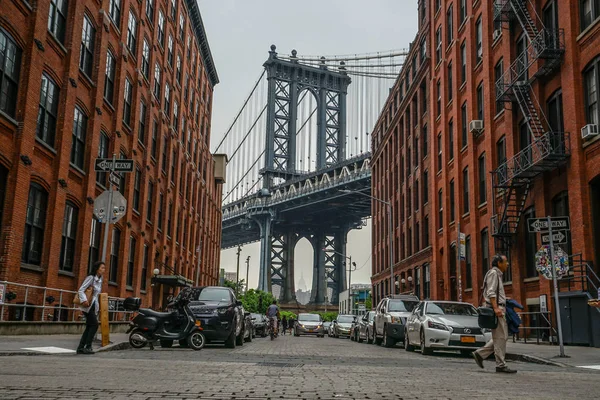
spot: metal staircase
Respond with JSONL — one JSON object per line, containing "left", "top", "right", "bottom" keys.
{"left": 491, "top": 0, "right": 568, "bottom": 250}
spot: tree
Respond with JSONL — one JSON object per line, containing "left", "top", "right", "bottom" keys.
{"left": 223, "top": 278, "right": 245, "bottom": 296}
{"left": 316, "top": 311, "right": 338, "bottom": 322}
{"left": 237, "top": 289, "right": 276, "bottom": 314}
{"left": 365, "top": 295, "right": 372, "bottom": 310}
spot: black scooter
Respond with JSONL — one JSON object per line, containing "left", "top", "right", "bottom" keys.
{"left": 125, "top": 289, "right": 205, "bottom": 351}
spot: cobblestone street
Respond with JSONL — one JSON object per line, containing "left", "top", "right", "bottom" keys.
{"left": 0, "top": 335, "right": 598, "bottom": 399}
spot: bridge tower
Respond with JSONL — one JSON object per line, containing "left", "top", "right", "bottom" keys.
{"left": 255, "top": 45, "right": 353, "bottom": 306}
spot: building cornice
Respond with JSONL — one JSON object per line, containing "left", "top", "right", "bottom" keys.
{"left": 186, "top": 0, "right": 219, "bottom": 87}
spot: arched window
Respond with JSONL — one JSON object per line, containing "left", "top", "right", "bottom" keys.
{"left": 22, "top": 183, "right": 48, "bottom": 265}
{"left": 59, "top": 201, "right": 79, "bottom": 272}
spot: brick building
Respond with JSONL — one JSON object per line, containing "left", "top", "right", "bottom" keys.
{"left": 371, "top": 0, "right": 600, "bottom": 325}
{"left": 0, "top": 0, "right": 224, "bottom": 319}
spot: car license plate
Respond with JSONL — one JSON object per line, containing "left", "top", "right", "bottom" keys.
{"left": 461, "top": 336, "right": 476, "bottom": 343}
{"left": 307, "top": 329, "right": 313, "bottom": 332}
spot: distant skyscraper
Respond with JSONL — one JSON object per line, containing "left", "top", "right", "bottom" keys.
{"left": 297, "top": 273, "right": 307, "bottom": 292}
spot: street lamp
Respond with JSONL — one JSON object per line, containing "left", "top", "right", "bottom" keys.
{"left": 401, "top": 278, "right": 406, "bottom": 292}
{"left": 407, "top": 276, "right": 413, "bottom": 293}
{"left": 323, "top": 247, "right": 357, "bottom": 303}
{"left": 339, "top": 189, "right": 394, "bottom": 297}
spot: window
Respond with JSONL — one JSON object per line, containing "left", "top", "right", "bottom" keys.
{"left": 446, "top": 5, "right": 454, "bottom": 44}
{"left": 109, "top": 229, "right": 121, "bottom": 282}
{"left": 520, "top": 121, "right": 532, "bottom": 165}
{"left": 552, "top": 192, "right": 573, "bottom": 256}
{"left": 477, "top": 82, "right": 484, "bottom": 121}
{"left": 127, "top": 236, "right": 135, "bottom": 287}
{"left": 96, "top": 132, "right": 109, "bottom": 186}
{"left": 141, "top": 244, "right": 149, "bottom": 291}
{"left": 168, "top": 35, "right": 174, "bottom": 66}
{"left": 164, "top": 82, "right": 171, "bottom": 116}
{"left": 133, "top": 168, "right": 141, "bottom": 212}
{"left": 59, "top": 202, "right": 78, "bottom": 272}
{"left": 424, "top": 216, "right": 430, "bottom": 247}
{"left": 516, "top": 34, "right": 529, "bottom": 80}
{"left": 414, "top": 180, "right": 419, "bottom": 211}
{"left": 158, "top": 10, "right": 165, "bottom": 46}
{"left": 423, "top": 264, "right": 431, "bottom": 299}
{"left": 481, "top": 228, "right": 489, "bottom": 274}
{"left": 449, "top": 180, "right": 455, "bottom": 222}
{"left": 179, "top": 13, "right": 185, "bottom": 41}
{"left": 448, "top": 120, "right": 454, "bottom": 160}
{"left": 147, "top": 181, "right": 154, "bottom": 222}
{"left": 414, "top": 267, "right": 421, "bottom": 299}
{"left": 523, "top": 207, "right": 537, "bottom": 277}
{"left": 88, "top": 217, "right": 102, "bottom": 273}
{"left": 176, "top": 55, "right": 182, "bottom": 84}
{"left": 36, "top": 74, "right": 60, "bottom": 147}
{"left": 151, "top": 119, "right": 158, "bottom": 159}
{"left": 187, "top": 35, "right": 191, "bottom": 58}
{"left": 141, "top": 39, "right": 150, "bottom": 79}
{"left": 496, "top": 136, "right": 507, "bottom": 179}
{"left": 438, "top": 189, "right": 443, "bottom": 229}
{"left": 460, "top": 0, "right": 467, "bottom": 24}
{"left": 70, "top": 107, "right": 87, "bottom": 169}
{"left": 580, "top": 0, "right": 600, "bottom": 31}
{"left": 167, "top": 201, "right": 173, "bottom": 237}
{"left": 492, "top": 59, "right": 504, "bottom": 115}
{"left": 153, "top": 63, "right": 161, "bottom": 100}
{"left": 465, "top": 235, "right": 472, "bottom": 289}
{"left": 79, "top": 16, "right": 95, "bottom": 77}
{"left": 171, "top": 0, "right": 177, "bottom": 20}
{"left": 584, "top": 59, "right": 599, "bottom": 125}
{"left": 437, "top": 133, "right": 442, "bottom": 172}
{"left": 422, "top": 124, "right": 428, "bottom": 157}
{"left": 408, "top": 188, "right": 412, "bottom": 214}
{"left": 173, "top": 101, "right": 179, "bottom": 132}
{"left": 48, "top": 0, "right": 68, "bottom": 43}
{"left": 123, "top": 78, "right": 133, "bottom": 125}
{"left": 0, "top": 30, "right": 22, "bottom": 118}
{"left": 146, "top": 0, "right": 154, "bottom": 22}
{"left": 423, "top": 170, "right": 429, "bottom": 204}
{"left": 138, "top": 100, "right": 147, "bottom": 145}
{"left": 463, "top": 167, "right": 469, "bottom": 214}
{"left": 108, "top": 0, "right": 121, "bottom": 27}
{"left": 476, "top": 16, "right": 483, "bottom": 63}
{"left": 447, "top": 62, "right": 453, "bottom": 102}
{"left": 104, "top": 51, "right": 116, "bottom": 103}
{"left": 436, "top": 80, "right": 441, "bottom": 116}
{"left": 460, "top": 41, "right": 466, "bottom": 84}
{"left": 461, "top": 102, "right": 468, "bottom": 148}
{"left": 408, "top": 227, "right": 412, "bottom": 256}
{"left": 478, "top": 153, "right": 486, "bottom": 204}
{"left": 435, "top": 26, "right": 442, "bottom": 64}
{"left": 415, "top": 222, "right": 420, "bottom": 251}
{"left": 158, "top": 192, "right": 164, "bottom": 231}
{"left": 22, "top": 183, "right": 48, "bottom": 265}
{"left": 420, "top": 38, "right": 427, "bottom": 65}
{"left": 162, "top": 136, "right": 169, "bottom": 174}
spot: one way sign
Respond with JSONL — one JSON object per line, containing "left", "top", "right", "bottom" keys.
{"left": 528, "top": 217, "right": 570, "bottom": 233}
{"left": 541, "top": 231, "right": 568, "bottom": 244}
{"left": 94, "top": 158, "right": 134, "bottom": 172}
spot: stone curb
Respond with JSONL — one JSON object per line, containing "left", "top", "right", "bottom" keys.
{"left": 96, "top": 341, "right": 131, "bottom": 352}
{"left": 506, "top": 352, "right": 571, "bottom": 368}
{"left": 0, "top": 341, "right": 131, "bottom": 356}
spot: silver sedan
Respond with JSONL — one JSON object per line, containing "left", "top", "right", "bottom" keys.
{"left": 404, "top": 301, "right": 492, "bottom": 355}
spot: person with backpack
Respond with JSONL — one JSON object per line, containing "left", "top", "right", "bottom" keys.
{"left": 472, "top": 254, "right": 517, "bottom": 374}
{"left": 76, "top": 261, "right": 105, "bottom": 354}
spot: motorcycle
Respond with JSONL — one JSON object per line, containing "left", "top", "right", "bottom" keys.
{"left": 125, "top": 289, "right": 205, "bottom": 351}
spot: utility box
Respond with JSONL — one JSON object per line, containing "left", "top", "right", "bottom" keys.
{"left": 213, "top": 154, "right": 228, "bottom": 184}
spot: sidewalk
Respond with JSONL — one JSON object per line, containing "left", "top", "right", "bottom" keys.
{"left": 506, "top": 340, "right": 600, "bottom": 369}
{"left": 0, "top": 333, "right": 129, "bottom": 355}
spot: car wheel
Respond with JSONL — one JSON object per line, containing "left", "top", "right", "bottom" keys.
{"left": 373, "top": 324, "right": 383, "bottom": 345}
{"left": 358, "top": 331, "right": 364, "bottom": 343}
{"left": 420, "top": 329, "right": 433, "bottom": 355}
{"left": 245, "top": 329, "right": 252, "bottom": 343}
{"left": 160, "top": 340, "right": 173, "bottom": 348}
{"left": 405, "top": 330, "right": 415, "bottom": 352}
{"left": 224, "top": 326, "right": 236, "bottom": 348}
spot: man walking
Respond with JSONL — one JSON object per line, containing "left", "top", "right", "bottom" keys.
{"left": 473, "top": 254, "right": 517, "bottom": 374}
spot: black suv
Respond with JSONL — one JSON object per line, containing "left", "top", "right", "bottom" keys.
{"left": 186, "top": 286, "right": 245, "bottom": 348}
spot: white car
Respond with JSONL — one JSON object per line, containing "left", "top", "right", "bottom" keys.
{"left": 373, "top": 295, "right": 420, "bottom": 347}
{"left": 404, "top": 301, "right": 492, "bottom": 355}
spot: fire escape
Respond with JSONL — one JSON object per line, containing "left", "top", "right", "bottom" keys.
{"left": 491, "top": 0, "right": 569, "bottom": 252}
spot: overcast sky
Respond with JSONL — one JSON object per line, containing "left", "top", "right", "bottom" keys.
{"left": 199, "top": 0, "right": 418, "bottom": 292}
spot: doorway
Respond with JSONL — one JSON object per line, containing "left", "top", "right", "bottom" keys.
{"left": 0, "top": 164, "right": 7, "bottom": 237}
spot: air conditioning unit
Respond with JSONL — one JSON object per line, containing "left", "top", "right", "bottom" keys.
{"left": 581, "top": 124, "right": 599, "bottom": 140}
{"left": 493, "top": 29, "right": 502, "bottom": 41}
{"left": 470, "top": 120, "right": 484, "bottom": 134}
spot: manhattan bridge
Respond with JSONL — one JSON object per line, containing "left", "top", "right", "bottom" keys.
{"left": 215, "top": 45, "right": 407, "bottom": 306}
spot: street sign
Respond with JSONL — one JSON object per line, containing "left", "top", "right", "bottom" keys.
{"left": 541, "top": 231, "right": 567, "bottom": 244}
{"left": 540, "top": 294, "right": 548, "bottom": 313}
{"left": 459, "top": 233, "right": 466, "bottom": 261}
{"left": 109, "top": 172, "right": 121, "bottom": 187}
{"left": 93, "top": 191, "right": 127, "bottom": 223}
{"left": 528, "top": 217, "right": 570, "bottom": 233}
{"left": 94, "top": 158, "right": 134, "bottom": 172}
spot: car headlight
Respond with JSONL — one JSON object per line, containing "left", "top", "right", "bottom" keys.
{"left": 427, "top": 320, "right": 449, "bottom": 331}
{"left": 216, "top": 307, "right": 228, "bottom": 315}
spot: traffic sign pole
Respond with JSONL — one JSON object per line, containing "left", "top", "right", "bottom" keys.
{"left": 548, "top": 215, "right": 566, "bottom": 357}
{"left": 101, "top": 154, "right": 116, "bottom": 263}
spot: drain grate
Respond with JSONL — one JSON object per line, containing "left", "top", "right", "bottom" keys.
{"left": 255, "top": 362, "right": 303, "bottom": 368}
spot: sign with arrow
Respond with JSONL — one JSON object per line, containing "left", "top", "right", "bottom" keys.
{"left": 528, "top": 217, "right": 570, "bottom": 233}
{"left": 541, "top": 231, "right": 568, "bottom": 244}
{"left": 94, "top": 158, "right": 134, "bottom": 172}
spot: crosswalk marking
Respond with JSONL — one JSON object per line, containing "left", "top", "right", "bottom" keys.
{"left": 577, "top": 365, "right": 600, "bottom": 370}
{"left": 22, "top": 346, "right": 76, "bottom": 354}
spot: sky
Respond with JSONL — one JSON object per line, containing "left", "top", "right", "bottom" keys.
{"left": 199, "top": 0, "right": 418, "bottom": 291}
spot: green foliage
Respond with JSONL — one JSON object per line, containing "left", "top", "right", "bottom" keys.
{"left": 315, "top": 311, "right": 338, "bottom": 322}
{"left": 280, "top": 310, "right": 297, "bottom": 320}
{"left": 223, "top": 278, "right": 245, "bottom": 296}
{"left": 237, "top": 289, "right": 276, "bottom": 314}
{"left": 365, "top": 295, "right": 372, "bottom": 310}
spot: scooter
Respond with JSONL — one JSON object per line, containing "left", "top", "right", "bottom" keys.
{"left": 125, "top": 288, "right": 205, "bottom": 351}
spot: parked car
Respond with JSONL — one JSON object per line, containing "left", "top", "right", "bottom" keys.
{"left": 373, "top": 295, "right": 420, "bottom": 347}
{"left": 243, "top": 310, "right": 253, "bottom": 342}
{"left": 323, "top": 321, "right": 332, "bottom": 335}
{"left": 187, "top": 286, "right": 245, "bottom": 348}
{"left": 405, "top": 301, "right": 492, "bottom": 355}
{"left": 327, "top": 321, "right": 335, "bottom": 337}
{"left": 333, "top": 314, "right": 354, "bottom": 338}
{"left": 251, "top": 313, "right": 268, "bottom": 337}
{"left": 294, "top": 313, "right": 325, "bottom": 337}
{"left": 357, "top": 311, "right": 376, "bottom": 343}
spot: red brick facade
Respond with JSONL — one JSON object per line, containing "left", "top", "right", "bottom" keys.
{"left": 0, "top": 0, "right": 223, "bottom": 317}
{"left": 371, "top": 0, "right": 600, "bottom": 319}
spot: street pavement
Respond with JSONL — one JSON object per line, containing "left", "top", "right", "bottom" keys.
{"left": 0, "top": 334, "right": 598, "bottom": 399}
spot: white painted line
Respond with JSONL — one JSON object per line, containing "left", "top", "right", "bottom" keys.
{"left": 22, "top": 346, "right": 76, "bottom": 354}
{"left": 577, "top": 365, "right": 600, "bottom": 370}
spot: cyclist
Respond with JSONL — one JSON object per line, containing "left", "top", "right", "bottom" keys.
{"left": 266, "top": 300, "right": 280, "bottom": 337}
